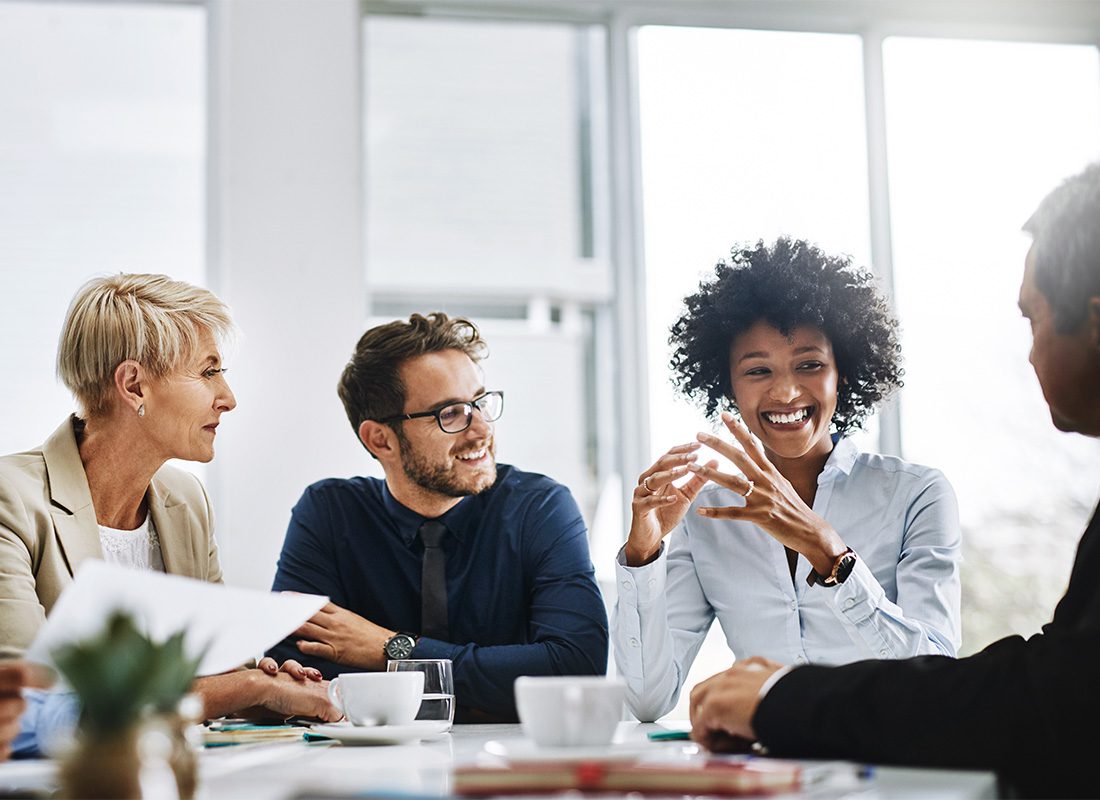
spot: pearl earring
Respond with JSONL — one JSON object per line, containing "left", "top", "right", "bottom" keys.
{"left": 138, "top": 404, "right": 145, "bottom": 418}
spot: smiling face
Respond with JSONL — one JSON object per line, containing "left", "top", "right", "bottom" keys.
{"left": 728, "top": 321, "right": 839, "bottom": 466}
{"left": 1019, "top": 246, "right": 1100, "bottom": 436}
{"left": 143, "top": 330, "right": 236, "bottom": 462}
{"left": 391, "top": 349, "right": 497, "bottom": 499}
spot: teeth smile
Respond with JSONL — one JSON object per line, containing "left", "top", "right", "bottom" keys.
{"left": 456, "top": 449, "right": 487, "bottom": 461}
{"left": 763, "top": 408, "right": 811, "bottom": 425}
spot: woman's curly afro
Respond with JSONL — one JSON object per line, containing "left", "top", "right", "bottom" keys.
{"left": 669, "top": 237, "right": 903, "bottom": 435}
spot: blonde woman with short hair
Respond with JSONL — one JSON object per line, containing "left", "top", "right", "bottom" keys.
{"left": 0, "top": 274, "right": 340, "bottom": 730}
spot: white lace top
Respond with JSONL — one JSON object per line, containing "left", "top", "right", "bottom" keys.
{"left": 98, "top": 514, "right": 165, "bottom": 573}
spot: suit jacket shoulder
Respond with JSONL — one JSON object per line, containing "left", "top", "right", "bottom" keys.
{"left": 0, "top": 417, "right": 223, "bottom": 659}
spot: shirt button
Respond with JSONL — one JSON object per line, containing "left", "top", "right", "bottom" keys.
{"left": 648, "top": 578, "right": 657, "bottom": 589}
{"left": 879, "top": 649, "right": 889, "bottom": 657}
{"left": 629, "top": 638, "right": 639, "bottom": 648}
{"left": 844, "top": 598, "right": 855, "bottom": 609}
{"left": 789, "top": 600, "right": 797, "bottom": 611}
{"left": 796, "top": 655, "right": 808, "bottom": 664}
{"left": 621, "top": 580, "right": 633, "bottom": 590}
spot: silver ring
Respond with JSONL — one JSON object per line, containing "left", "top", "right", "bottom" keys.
{"left": 642, "top": 476, "right": 655, "bottom": 495}
{"left": 743, "top": 479, "right": 755, "bottom": 499}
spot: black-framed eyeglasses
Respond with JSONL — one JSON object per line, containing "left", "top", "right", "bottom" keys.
{"left": 376, "top": 390, "right": 504, "bottom": 434}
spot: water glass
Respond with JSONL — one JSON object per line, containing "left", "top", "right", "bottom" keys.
{"left": 387, "top": 659, "right": 455, "bottom": 729}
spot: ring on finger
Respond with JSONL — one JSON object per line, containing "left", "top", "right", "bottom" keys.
{"left": 642, "top": 476, "right": 655, "bottom": 495}
{"left": 743, "top": 479, "right": 755, "bottom": 499}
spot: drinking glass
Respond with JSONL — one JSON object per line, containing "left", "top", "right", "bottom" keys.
{"left": 386, "top": 659, "right": 455, "bottom": 729}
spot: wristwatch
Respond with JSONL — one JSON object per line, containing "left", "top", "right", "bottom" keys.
{"left": 383, "top": 632, "right": 418, "bottom": 660}
{"left": 806, "top": 547, "right": 857, "bottom": 587}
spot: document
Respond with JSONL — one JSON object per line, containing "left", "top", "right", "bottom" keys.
{"left": 25, "top": 560, "right": 327, "bottom": 676}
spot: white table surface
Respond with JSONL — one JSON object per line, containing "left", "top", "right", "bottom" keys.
{"left": 0, "top": 722, "right": 998, "bottom": 800}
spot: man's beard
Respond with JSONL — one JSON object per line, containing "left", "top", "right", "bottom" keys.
{"left": 395, "top": 428, "right": 497, "bottom": 498}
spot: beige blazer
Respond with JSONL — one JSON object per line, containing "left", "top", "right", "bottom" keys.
{"left": 0, "top": 416, "right": 223, "bottom": 659}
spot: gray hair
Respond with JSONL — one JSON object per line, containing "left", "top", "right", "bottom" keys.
{"left": 1023, "top": 161, "right": 1100, "bottom": 333}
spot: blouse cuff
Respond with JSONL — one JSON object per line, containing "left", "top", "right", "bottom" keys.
{"left": 614, "top": 542, "right": 667, "bottom": 607}
{"left": 827, "top": 555, "right": 885, "bottom": 624}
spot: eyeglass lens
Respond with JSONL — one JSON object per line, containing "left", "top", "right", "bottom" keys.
{"left": 438, "top": 392, "right": 503, "bottom": 433}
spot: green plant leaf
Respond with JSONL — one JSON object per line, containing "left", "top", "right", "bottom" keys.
{"left": 52, "top": 611, "right": 203, "bottom": 735}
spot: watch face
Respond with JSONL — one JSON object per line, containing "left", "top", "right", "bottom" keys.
{"left": 385, "top": 634, "right": 415, "bottom": 660}
{"left": 835, "top": 553, "right": 857, "bottom": 584}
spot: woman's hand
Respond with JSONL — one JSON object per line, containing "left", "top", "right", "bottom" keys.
{"left": 248, "top": 671, "right": 342, "bottom": 723}
{"left": 193, "top": 670, "right": 341, "bottom": 722}
{"left": 257, "top": 657, "right": 322, "bottom": 683}
{"left": 688, "top": 412, "right": 846, "bottom": 575}
{"left": 624, "top": 442, "right": 716, "bottom": 566}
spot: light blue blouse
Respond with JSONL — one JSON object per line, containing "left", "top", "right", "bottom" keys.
{"left": 612, "top": 437, "right": 962, "bottom": 722}
{"left": 13, "top": 689, "right": 78, "bottom": 757}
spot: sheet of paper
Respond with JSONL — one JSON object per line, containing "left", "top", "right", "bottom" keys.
{"left": 25, "top": 560, "right": 327, "bottom": 676}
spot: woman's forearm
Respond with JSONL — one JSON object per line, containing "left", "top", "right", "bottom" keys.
{"left": 192, "top": 672, "right": 261, "bottom": 720}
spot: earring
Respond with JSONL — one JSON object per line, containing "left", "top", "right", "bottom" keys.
{"left": 137, "top": 404, "right": 145, "bottom": 418}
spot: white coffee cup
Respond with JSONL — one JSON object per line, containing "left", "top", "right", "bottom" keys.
{"left": 514, "top": 676, "right": 626, "bottom": 747}
{"left": 327, "top": 672, "right": 424, "bottom": 726}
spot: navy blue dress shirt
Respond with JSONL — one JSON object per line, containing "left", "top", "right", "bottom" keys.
{"left": 268, "top": 464, "right": 609, "bottom": 720}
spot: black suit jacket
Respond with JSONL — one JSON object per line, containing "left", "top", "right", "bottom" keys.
{"left": 754, "top": 500, "right": 1100, "bottom": 798}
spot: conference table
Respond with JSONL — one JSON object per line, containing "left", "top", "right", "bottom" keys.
{"left": 0, "top": 722, "right": 998, "bottom": 799}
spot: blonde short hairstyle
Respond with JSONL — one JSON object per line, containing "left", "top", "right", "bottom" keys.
{"left": 57, "top": 274, "right": 236, "bottom": 417}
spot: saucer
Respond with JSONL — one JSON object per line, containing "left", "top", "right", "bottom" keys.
{"left": 310, "top": 720, "right": 450, "bottom": 745}
{"left": 482, "top": 738, "right": 654, "bottom": 764}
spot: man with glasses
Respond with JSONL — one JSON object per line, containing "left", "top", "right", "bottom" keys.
{"left": 267, "top": 313, "right": 608, "bottom": 722}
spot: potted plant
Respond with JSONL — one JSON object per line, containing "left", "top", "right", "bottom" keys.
{"left": 52, "top": 611, "right": 203, "bottom": 800}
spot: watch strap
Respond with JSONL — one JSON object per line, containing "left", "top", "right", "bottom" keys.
{"left": 806, "top": 547, "right": 856, "bottom": 587}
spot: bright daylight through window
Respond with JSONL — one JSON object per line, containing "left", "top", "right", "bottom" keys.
{"left": 884, "top": 36, "right": 1100, "bottom": 651}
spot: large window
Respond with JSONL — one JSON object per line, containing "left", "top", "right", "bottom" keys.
{"left": 0, "top": 2, "right": 205, "bottom": 456}
{"left": 640, "top": 25, "right": 880, "bottom": 464}
{"left": 884, "top": 37, "right": 1100, "bottom": 651}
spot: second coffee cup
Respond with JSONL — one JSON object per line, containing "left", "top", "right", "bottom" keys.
{"left": 515, "top": 676, "right": 626, "bottom": 747}
{"left": 327, "top": 671, "right": 424, "bottom": 726}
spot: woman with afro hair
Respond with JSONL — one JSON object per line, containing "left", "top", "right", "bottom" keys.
{"left": 612, "top": 237, "right": 961, "bottom": 722}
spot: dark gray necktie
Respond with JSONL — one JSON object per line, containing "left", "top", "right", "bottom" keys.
{"left": 418, "top": 520, "right": 449, "bottom": 641}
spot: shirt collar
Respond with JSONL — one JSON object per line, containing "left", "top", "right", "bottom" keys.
{"left": 821, "top": 434, "right": 859, "bottom": 477}
{"left": 381, "top": 481, "right": 471, "bottom": 547}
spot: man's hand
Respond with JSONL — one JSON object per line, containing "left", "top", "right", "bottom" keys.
{"left": 294, "top": 602, "right": 395, "bottom": 670}
{"left": 689, "top": 656, "right": 784, "bottom": 751}
{"left": 0, "top": 662, "right": 54, "bottom": 762}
